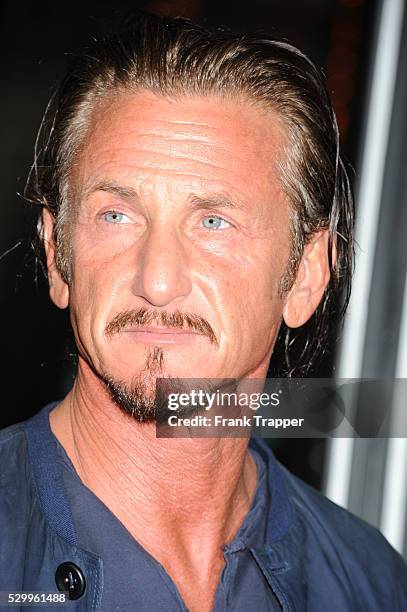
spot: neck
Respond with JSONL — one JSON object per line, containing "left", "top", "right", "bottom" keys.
{"left": 50, "top": 360, "right": 260, "bottom": 608}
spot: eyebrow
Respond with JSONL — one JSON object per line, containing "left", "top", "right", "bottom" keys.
{"left": 82, "top": 180, "right": 139, "bottom": 202}
{"left": 188, "top": 194, "right": 244, "bottom": 210}
{"left": 82, "top": 180, "right": 244, "bottom": 210}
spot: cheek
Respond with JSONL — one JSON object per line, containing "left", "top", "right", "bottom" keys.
{"left": 72, "top": 220, "right": 132, "bottom": 270}
{"left": 68, "top": 251, "right": 117, "bottom": 337}
{"left": 213, "top": 252, "right": 285, "bottom": 335}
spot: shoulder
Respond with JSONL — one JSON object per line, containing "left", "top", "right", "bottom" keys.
{"left": 254, "top": 438, "right": 403, "bottom": 563}
{"left": 251, "top": 438, "right": 407, "bottom": 606}
{"left": 283, "top": 462, "right": 391, "bottom": 549}
{"left": 280, "top": 459, "right": 407, "bottom": 599}
{"left": 0, "top": 421, "right": 33, "bottom": 503}
{"left": 0, "top": 421, "right": 30, "bottom": 472}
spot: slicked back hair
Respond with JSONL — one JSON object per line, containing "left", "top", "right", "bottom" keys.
{"left": 26, "top": 11, "right": 354, "bottom": 376}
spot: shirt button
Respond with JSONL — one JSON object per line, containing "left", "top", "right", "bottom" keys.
{"left": 55, "top": 562, "right": 86, "bottom": 600}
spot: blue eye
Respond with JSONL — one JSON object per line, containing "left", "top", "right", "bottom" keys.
{"left": 103, "top": 211, "right": 129, "bottom": 223}
{"left": 202, "top": 216, "right": 230, "bottom": 230}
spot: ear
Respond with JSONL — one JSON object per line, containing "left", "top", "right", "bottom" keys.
{"left": 283, "top": 230, "right": 331, "bottom": 328}
{"left": 41, "top": 208, "right": 69, "bottom": 309}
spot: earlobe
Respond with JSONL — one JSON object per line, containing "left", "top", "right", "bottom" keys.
{"left": 283, "top": 230, "right": 331, "bottom": 329}
{"left": 41, "top": 208, "right": 70, "bottom": 310}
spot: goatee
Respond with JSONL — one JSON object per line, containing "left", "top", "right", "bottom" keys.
{"left": 102, "top": 346, "right": 165, "bottom": 422}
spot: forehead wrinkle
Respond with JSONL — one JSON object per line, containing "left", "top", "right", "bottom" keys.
{"left": 146, "top": 118, "right": 216, "bottom": 127}
{"left": 89, "top": 131, "right": 231, "bottom": 162}
{"left": 77, "top": 155, "right": 234, "bottom": 191}
{"left": 134, "top": 120, "right": 219, "bottom": 135}
{"left": 73, "top": 160, "right": 271, "bottom": 218}
{"left": 89, "top": 113, "right": 225, "bottom": 150}
{"left": 86, "top": 126, "right": 281, "bottom": 187}
{"left": 71, "top": 93, "right": 289, "bottom": 215}
{"left": 85, "top": 111, "right": 273, "bottom": 167}
{"left": 76, "top": 171, "right": 252, "bottom": 218}
{"left": 107, "top": 126, "right": 219, "bottom": 144}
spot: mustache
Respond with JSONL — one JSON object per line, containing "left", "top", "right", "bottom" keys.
{"left": 105, "top": 307, "right": 219, "bottom": 346}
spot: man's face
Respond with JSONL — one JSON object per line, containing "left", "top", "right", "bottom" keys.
{"left": 50, "top": 91, "right": 294, "bottom": 409}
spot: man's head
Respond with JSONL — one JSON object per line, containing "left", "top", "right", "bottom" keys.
{"left": 26, "top": 12, "right": 353, "bottom": 419}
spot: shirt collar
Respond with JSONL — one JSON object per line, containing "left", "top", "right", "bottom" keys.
{"left": 23, "top": 402, "right": 294, "bottom": 549}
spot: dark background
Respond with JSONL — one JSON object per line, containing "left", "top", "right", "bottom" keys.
{"left": 0, "top": 0, "right": 377, "bottom": 489}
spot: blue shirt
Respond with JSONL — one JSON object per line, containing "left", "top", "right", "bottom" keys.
{"left": 54, "top": 431, "right": 281, "bottom": 611}
{"left": 3, "top": 402, "right": 406, "bottom": 611}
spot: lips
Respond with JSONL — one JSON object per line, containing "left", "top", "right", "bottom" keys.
{"left": 105, "top": 308, "right": 219, "bottom": 346}
{"left": 122, "top": 326, "right": 203, "bottom": 344}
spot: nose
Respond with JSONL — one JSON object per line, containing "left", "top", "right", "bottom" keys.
{"left": 131, "top": 223, "right": 192, "bottom": 307}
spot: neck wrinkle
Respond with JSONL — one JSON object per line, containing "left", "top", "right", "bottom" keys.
{"left": 50, "top": 371, "right": 258, "bottom": 558}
